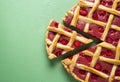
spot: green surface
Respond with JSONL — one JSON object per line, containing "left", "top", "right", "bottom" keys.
{"left": 0, "top": 0, "right": 79, "bottom": 82}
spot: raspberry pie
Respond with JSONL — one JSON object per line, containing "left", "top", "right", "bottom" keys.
{"left": 61, "top": 0, "right": 120, "bottom": 82}
{"left": 45, "top": 0, "right": 120, "bottom": 82}
{"left": 46, "top": 20, "right": 92, "bottom": 59}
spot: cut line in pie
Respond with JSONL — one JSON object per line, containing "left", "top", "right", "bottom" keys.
{"left": 45, "top": 20, "right": 99, "bottom": 59}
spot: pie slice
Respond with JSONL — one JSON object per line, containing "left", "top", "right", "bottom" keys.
{"left": 63, "top": 0, "right": 120, "bottom": 47}
{"left": 46, "top": 20, "right": 92, "bottom": 59}
{"left": 62, "top": 41, "right": 120, "bottom": 82}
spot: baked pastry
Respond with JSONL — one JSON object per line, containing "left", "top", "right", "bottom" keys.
{"left": 62, "top": 0, "right": 120, "bottom": 82}
{"left": 46, "top": 20, "right": 92, "bottom": 59}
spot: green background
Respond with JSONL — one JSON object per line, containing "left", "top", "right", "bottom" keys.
{"left": 0, "top": 0, "right": 79, "bottom": 82}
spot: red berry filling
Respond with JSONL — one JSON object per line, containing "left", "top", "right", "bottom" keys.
{"left": 53, "top": 48, "right": 63, "bottom": 56}
{"left": 48, "top": 31, "right": 56, "bottom": 41}
{"left": 64, "top": 16, "right": 73, "bottom": 24}
{"left": 100, "top": 48, "right": 115, "bottom": 59}
{"left": 76, "top": 20, "right": 86, "bottom": 31}
{"left": 114, "top": 66, "right": 120, "bottom": 82}
{"left": 100, "top": 0, "right": 114, "bottom": 8}
{"left": 115, "top": 70, "right": 120, "bottom": 76}
{"left": 76, "top": 54, "right": 92, "bottom": 66}
{"left": 88, "top": 46, "right": 97, "bottom": 53}
{"left": 80, "top": 8, "right": 88, "bottom": 16}
{"left": 90, "top": 74, "right": 98, "bottom": 80}
{"left": 79, "top": 7, "right": 91, "bottom": 16}
{"left": 95, "top": 63, "right": 102, "bottom": 71}
{"left": 105, "top": 29, "right": 120, "bottom": 46}
{"left": 72, "top": 41, "right": 83, "bottom": 48}
{"left": 95, "top": 60, "right": 113, "bottom": 75}
{"left": 115, "top": 66, "right": 120, "bottom": 76}
{"left": 50, "top": 21, "right": 59, "bottom": 28}
{"left": 117, "top": 2, "right": 120, "bottom": 11}
{"left": 73, "top": 67, "right": 87, "bottom": 80}
{"left": 92, "top": 10, "right": 109, "bottom": 22}
{"left": 79, "top": 52, "right": 85, "bottom": 56}
{"left": 112, "top": 16, "right": 120, "bottom": 27}
{"left": 88, "top": 24, "right": 104, "bottom": 39}
{"left": 89, "top": 73, "right": 108, "bottom": 82}
{"left": 58, "top": 35, "right": 70, "bottom": 45}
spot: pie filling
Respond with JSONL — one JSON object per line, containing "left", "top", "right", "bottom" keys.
{"left": 94, "top": 60, "right": 113, "bottom": 75}
{"left": 112, "top": 16, "right": 120, "bottom": 27}
{"left": 88, "top": 24, "right": 104, "bottom": 39}
{"left": 100, "top": 48, "right": 116, "bottom": 59}
{"left": 113, "top": 66, "right": 120, "bottom": 82}
{"left": 105, "top": 29, "right": 120, "bottom": 46}
{"left": 73, "top": 67, "right": 87, "bottom": 80}
{"left": 117, "top": 2, "right": 120, "bottom": 11}
{"left": 92, "top": 10, "right": 110, "bottom": 22}
{"left": 100, "top": 0, "right": 114, "bottom": 8}
{"left": 77, "top": 53, "right": 92, "bottom": 66}
{"left": 48, "top": 31, "right": 56, "bottom": 41}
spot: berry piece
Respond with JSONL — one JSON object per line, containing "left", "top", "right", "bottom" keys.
{"left": 50, "top": 21, "right": 58, "bottom": 27}
{"left": 80, "top": 8, "right": 88, "bottom": 16}
{"left": 48, "top": 32, "right": 56, "bottom": 41}
{"left": 53, "top": 48, "right": 63, "bottom": 56}
{"left": 64, "top": 16, "right": 73, "bottom": 24}
{"left": 95, "top": 63, "right": 102, "bottom": 71}
{"left": 58, "top": 36, "right": 69, "bottom": 45}
{"left": 76, "top": 20, "right": 86, "bottom": 31}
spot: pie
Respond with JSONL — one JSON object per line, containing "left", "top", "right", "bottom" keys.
{"left": 45, "top": 0, "right": 120, "bottom": 82}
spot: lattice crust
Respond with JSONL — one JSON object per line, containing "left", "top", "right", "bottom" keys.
{"left": 63, "top": 0, "right": 120, "bottom": 47}
{"left": 62, "top": 40, "right": 120, "bottom": 82}
{"left": 46, "top": 20, "right": 92, "bottom": 59}
{"left": 62, "top": 1, "right": 120, "bottom": 81}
